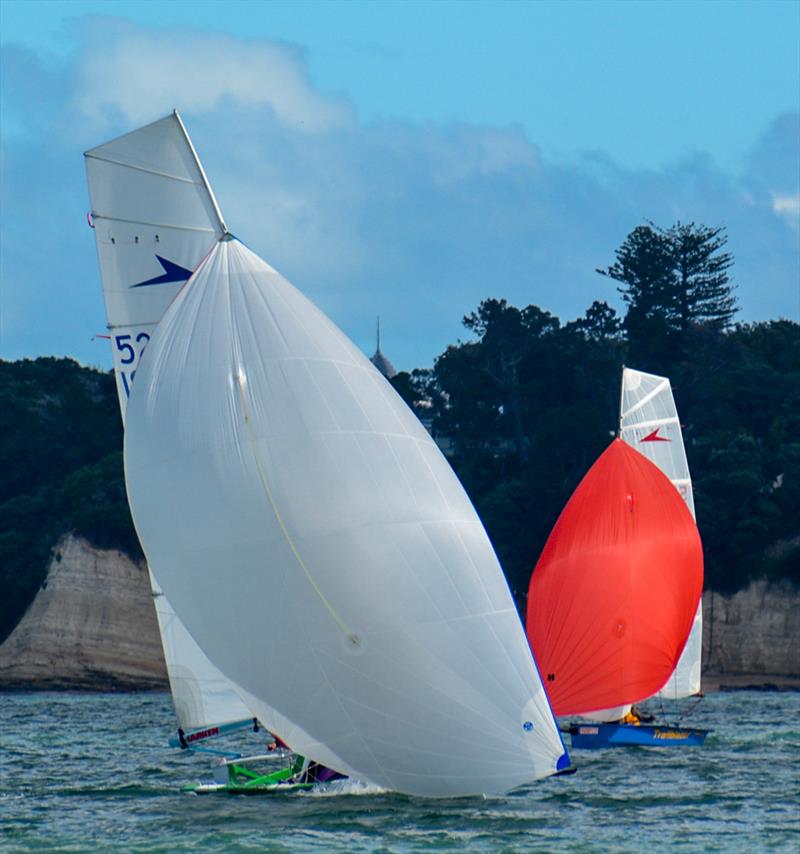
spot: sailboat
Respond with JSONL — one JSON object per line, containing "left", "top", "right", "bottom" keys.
{"left": 90, "top": 111, "right": 570, "bottom": 797}
{"left": 619, "top": 367, "right": 703, "bottom": 702}
{"left": 526, "top": 367, "right": 709, "bottom": 748}
{"left": 85, "top": 114, "right": 266, "bottom": 759}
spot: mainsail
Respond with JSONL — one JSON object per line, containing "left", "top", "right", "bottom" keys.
{"left": 620, "top": 368, "right": 702, "bottom": 699}
{"left": 526, "top": 439, "right": 703, "bottom": 718}
{"left": 84, "top": 112, "right": 254, "bottom": 739}
{"left": 124, "top": 234, "right": 569, "bottom": 796}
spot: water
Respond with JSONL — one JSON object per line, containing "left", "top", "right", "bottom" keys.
{"left": 1, "top": 692, "right": 798, "bottom": 853}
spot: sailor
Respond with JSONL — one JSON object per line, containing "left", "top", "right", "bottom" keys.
{"left": 621, "top": 705, "right": 655, "bottom": 725}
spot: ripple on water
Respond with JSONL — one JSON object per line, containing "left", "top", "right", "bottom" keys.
{"left": 0, "top": 691, "right": 798, "bottom": 853}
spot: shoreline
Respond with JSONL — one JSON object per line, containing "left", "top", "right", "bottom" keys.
{"left": 2, "top": 674, "right": 799, "bottom": 694}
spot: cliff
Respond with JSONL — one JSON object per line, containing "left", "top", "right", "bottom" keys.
{"left": 0, "top": 536, "right": 797, "bottom": 691}
{"left": 702, "top": 582, "right": 800, "bottom": 690}
{"left": 0, "top": 534, "right": 167, "bottom": 690}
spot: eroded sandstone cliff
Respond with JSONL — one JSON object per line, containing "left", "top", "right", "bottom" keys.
{"left": 702, "top": 582, "right": 800, "bottom": 689}
{"left": 0, "top": 534, "right": 167, "bottom": 689}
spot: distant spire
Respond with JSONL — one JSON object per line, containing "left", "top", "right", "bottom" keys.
{"left": 370, "top": 315, "right": 396, "bottom": 379}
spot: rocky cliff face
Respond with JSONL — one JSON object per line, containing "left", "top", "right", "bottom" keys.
{"left": 0, "top": 537, "right": 797, "bottom": 691}
{"left": 0, "top": 534, "right": 167, "bottom": 690}
{"left": 702, "top": 581, "right": 800, "bottom": 687}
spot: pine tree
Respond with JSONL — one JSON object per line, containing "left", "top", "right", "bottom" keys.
{"left": 597, "top": 220, "right": 738, "bottom": 333}
{"left": 664, "top": 221, "right": 737, "bottom": 332}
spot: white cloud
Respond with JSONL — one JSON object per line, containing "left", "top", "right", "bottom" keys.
{"left": 70, "top": 19, "right": 354, "bottom": 134}
{"left": 1, "top": 19, "right": 798, "bottom": 369}
{"left": 771, "top": 193, "right": 800, "bottom": 228}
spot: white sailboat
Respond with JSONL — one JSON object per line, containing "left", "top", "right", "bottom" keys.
{"left": 84, "top": 113, "right": 257, "bottom": 747}
{"left": 619, "top": 367, "right": 703, "bottom": 701}
{"left": 118, "top": 114, "right": 570, "bottom": 797}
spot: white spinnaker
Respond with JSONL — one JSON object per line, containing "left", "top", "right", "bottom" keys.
{"left": 85, "top": 112, "right": 254, "bottom": 735}
{"left": 620, "top": 367, "right": 702, "bottom": 699}
{"left": 124, "top": 238, "right": 568, "bottom": 796}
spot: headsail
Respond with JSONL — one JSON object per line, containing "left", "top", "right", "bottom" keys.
{"left": 85, "top": 113, "right": 254, "bottom": 740}
{"left": 620, "top": 367, "right": 702, "bottom": 699}
{"left": 124, "top": 236, "right": 568, "bottom": 796}
{"left": 526, "top": 439, "right": 703, "bottom": 717}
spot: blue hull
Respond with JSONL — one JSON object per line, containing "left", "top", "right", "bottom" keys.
{"left": 568, "top": 723, "right": 710, "bottom": 749}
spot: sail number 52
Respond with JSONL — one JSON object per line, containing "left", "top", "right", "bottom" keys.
{"left": 116, "top": 332, "right": 151, "bottom": 396}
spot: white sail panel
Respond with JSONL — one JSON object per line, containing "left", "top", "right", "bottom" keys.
{"left": 620, "top": 367, "right": 702, "bottom": 699}
{"left": 85, "top": 113, "right": 253, "bottom": 737}
{"left": 85, "top": 111, "right": 225, "bottom": 414}
{"left": 149, "top": 571, "right": 255, "bottom": 734}
{"left": 124, "top": 238, "right": 568, "bottom": 796}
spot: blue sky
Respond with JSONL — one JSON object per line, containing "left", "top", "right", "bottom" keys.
{"left": 1, "top": 0, "right": 798, "bottom": 371}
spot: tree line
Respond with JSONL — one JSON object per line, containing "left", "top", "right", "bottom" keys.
{"left": 390, "top": 221, "right": 799, "bottom": 608}
{"left": 1, "top": 220, "right": 797, "bottom": 643}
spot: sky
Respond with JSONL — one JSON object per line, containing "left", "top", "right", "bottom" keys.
{"left": 1, "top": 0, "right": 798, "bottom": 372}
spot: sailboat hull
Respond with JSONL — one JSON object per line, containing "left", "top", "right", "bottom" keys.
{"left": 567, "top": 723, "right": 710, "bottom": 749}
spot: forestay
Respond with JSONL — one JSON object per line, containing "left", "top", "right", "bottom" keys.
{"left": 124, "top": 237, "right": 568, "bottom": 796}
{"left": 620, "top": 368, "right": 702, "bottom": 699}
{"left": 84, "top": 113, "right": 254, "bottom": 738}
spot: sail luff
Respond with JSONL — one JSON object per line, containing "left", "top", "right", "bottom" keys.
{"left": 172, "top": 110, "right": 227, "bottom": 234}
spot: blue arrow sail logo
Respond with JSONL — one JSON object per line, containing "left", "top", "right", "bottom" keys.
{"left": 131, "top": 255, "right": 194, "bottom": 288}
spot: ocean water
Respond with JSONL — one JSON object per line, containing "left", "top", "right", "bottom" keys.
{"left": 1, "top": 691, "right": 798, "bottom": 853}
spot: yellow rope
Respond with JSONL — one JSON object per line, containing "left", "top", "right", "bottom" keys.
{"left": 236, "top": 373, "right": 359, "bottom": 647}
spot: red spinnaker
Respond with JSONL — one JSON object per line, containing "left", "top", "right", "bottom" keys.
{"left": 526, "top": 439, "right": 703, "bottom": 717}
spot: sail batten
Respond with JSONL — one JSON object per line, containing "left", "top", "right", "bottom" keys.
{"left": 85, "top": 153, "right": 206, "bottom": 185}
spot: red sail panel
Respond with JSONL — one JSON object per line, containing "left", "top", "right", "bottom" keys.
{"left": 526, "top": 439, "right": 703, "bottom": 717}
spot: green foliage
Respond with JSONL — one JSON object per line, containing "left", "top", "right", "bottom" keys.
{"left": 598, "top": 221, "right": 738, "bottom": 371}
{"left": 426, "top": 255, "right": 796, "bottom": 603}
{"left": 0, "top": 358, "right": 140, "bottom": 643}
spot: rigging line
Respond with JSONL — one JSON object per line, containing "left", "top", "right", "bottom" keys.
{"left": 235, "top": 372, "right": 358, "bottom": 646}
{"left": 678, "top": 693, "right": 705, "bottom": 723}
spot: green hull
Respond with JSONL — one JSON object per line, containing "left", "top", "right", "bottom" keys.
{"left": 184, "top": 752, "right": 311, "bottom": 795}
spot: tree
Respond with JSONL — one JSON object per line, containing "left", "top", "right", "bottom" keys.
{"left": 566, "top": 300, "right": 623, "bottom": 341}
{"left": 666, "top": 222, "right": 737, "bottom": 332}
{"left": 597, "top": 221, "right": 738, "bottom": 367}
{"left": 597, "top": 225, "right": 676, "bottom": 324}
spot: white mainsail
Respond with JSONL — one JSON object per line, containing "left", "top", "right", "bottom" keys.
{"left": 85, "top": 112, "right": 254, "bottom": 738}
{"left": 620, "top": 367, "right": 702, "bottom": 699}
{"left": 124, "top": 235, "right": 569, "bottom": 796}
